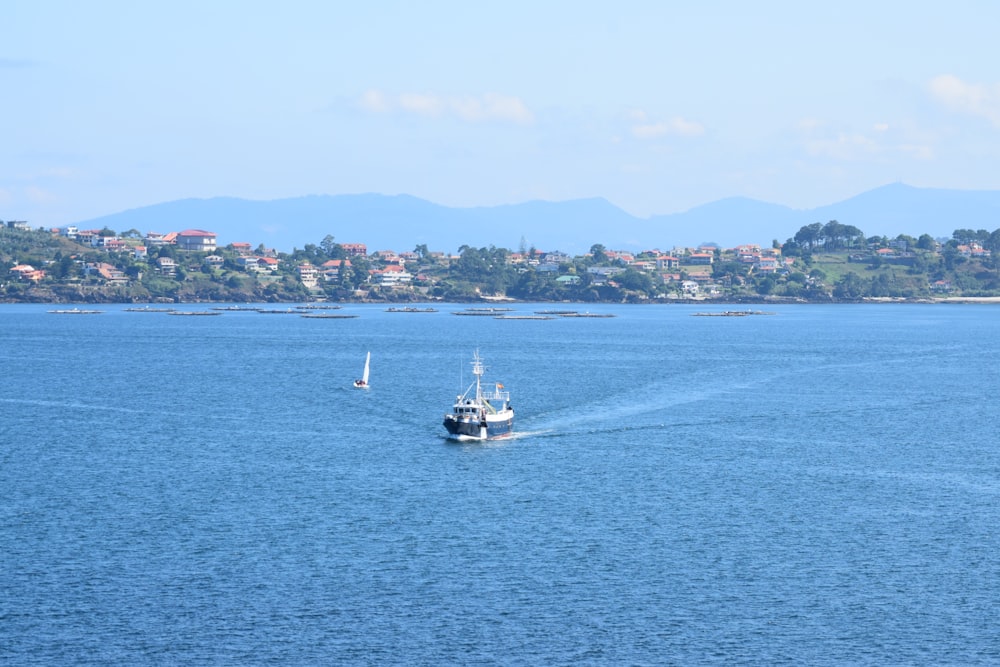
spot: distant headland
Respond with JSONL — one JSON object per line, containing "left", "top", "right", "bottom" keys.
{"left": 3, "top": 214, "right": 1000, "bottom": 304}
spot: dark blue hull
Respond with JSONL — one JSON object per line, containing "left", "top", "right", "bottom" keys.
{"left": 443, "top": 414, "right": 514, "bottom": 440}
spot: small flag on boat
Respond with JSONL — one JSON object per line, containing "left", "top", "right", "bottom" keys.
{"left": 497, "top": 383, "right": 504, "bottom": 389}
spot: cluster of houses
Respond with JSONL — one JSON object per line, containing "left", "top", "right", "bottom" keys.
{"left": 7, "top": 225, "right": 225, "bottom": 283}
{"left": 497, "top": 244, "right": 793, "bottom": 296}
{"left": 297, "top": 244, "right": 416, "bottom": 289}
{"left": 6, "top": 224, "right": 407, "bottom": 288}
{"left": 4, "top": 219, "right": 804, "bottom": 296}
{"left": 30, "top": 219, "right": 993, "bottom": 298}
{"left": 296, "top": 244, "right": 795, "bottom": 295}
{"left": 9, "top": 263, "right": 46, "bottom": 282}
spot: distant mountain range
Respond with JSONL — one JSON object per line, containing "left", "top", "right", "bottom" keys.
{"left": 74, "top": 183, "right": 1000, "bottom": 255}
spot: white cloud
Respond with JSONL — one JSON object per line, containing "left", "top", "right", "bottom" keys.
{"left": 873, "top": 122, "right": 890, "bottom": 132}
{"left": 929, "top": 74, "right": 1000, "bottom": 126}
{"left": 359, "top": 89, "right": 390, "bottom": 113}
{"left": 398, "top": 93, "right": 445, "bottom": 117}
{"left": 476, "top": 93, "right": 533, "bottom": 125}
{"left": 630, "top": 116, "right": 705, "bottom": 139}
{"left": 359, "top": 90, "right": 533, "bottom": 125}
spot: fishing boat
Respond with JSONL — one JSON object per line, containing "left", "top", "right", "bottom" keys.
{"left": 353, "top": 351, "right": 371, "bottom": 388}
{"left": 443, "top": 351, "right": 514, "bottom": 440}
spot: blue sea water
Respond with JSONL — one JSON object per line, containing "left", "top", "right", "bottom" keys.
{"left": 2, "top": 302, "right": 999, "bottom": 665}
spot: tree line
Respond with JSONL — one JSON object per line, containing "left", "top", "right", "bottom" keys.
{"left": 5, "top": 220, "right": 1000, "bottom": 302}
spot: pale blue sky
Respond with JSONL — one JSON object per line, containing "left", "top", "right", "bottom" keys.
{"left": 3, "top": 0, "right": 1000, "bottom": 227}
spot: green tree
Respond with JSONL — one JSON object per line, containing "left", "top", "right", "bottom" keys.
{"left": 756, "top": 275, "right": 777, "bottom": 294}
{"left": 781, "top": 238, "right": 802, "bottom": 257}
{"left": 869, "top": 273, "right": 892, "bottom": 297}
{"left": 822, "top": 220, "right": 844, "bottom": 248}
{"left": 942, "top": 245, "right": 959, "bottom": 271}
{"left": 451, "top": 245, "right": 514, "bottom": 294}
{"left": 952, "top": 229, "right": 979, "bottom": 244}
{"left": 510, "top": 271, "right": 562, "bottom": 300}
{"left": 589, "top": 243, "right": 608, "bottom": 264}
{"left": 52, "top": 255, "right": 78, "bottom": 279}
{"left": 617, "top": 268, "right": 654, "bottom": 294}
{"left": 321, "top": 235, "right": 337, "bottom": 255}
{"left": 794, "top": 222, "right": 823, "bottom": 249}
{"left": 908, "top": 252, "right": 931, "bottom": 275}
{"left": 833, "top": 272, "right": 866, "bottom": 299}
{"left": 842, "top": 224, "right": 864, "bottom": 248}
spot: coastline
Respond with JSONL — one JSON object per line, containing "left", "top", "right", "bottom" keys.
{"left": 5, "top": 295, "right": 1000, "bottom": 306}
{"left": 930, "top": 296, "right": 1000, "bottom": 303}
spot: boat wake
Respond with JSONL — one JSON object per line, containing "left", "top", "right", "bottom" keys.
{"left": 499, "top": 429, "right": 550, "bottom": 441}
{"left": 516, "top": 422, "right": 675, "bottom": 440}
{"left": 0, "top": 397, "right": 157, "bottom": 415}
{"left": 440, "top": 429, "right": 547, "bottom": 445}
{"left": 440, "top": 425, "right": 671, "bottom": 445}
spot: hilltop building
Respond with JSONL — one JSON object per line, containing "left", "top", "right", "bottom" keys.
{"left": 176, "top": 229, "right": 217, "bottom": 252}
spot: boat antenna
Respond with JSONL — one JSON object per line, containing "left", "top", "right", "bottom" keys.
{"left": 472, "top": 349, "right": 485, "bottom": 399}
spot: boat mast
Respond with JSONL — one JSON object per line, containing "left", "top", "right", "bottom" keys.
{"left": 471, "top": 350, "right": 485, "bottom": 400}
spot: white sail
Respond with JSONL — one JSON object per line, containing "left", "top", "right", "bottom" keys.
{"left": 354, "top": 351, "right": 371, "bottom": 388}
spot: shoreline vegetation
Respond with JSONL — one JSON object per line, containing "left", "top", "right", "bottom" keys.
{"left": 5, "top": 220, "right": 1000, "bottom": 305}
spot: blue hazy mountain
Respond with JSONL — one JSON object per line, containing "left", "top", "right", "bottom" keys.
{"left": 74, "top": 184, "right": 1000, "bottom": 254}
{"left": 808, "top": 183, "right": 1000, "bottom": 238}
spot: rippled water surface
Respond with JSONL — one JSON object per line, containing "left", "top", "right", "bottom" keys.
{"left": 2, "top": 303, "right": 999, "bottom": 664}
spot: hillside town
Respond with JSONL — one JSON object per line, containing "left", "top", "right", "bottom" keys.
{"left": 3, "top": 218, "right": 1000, "bottom": 303}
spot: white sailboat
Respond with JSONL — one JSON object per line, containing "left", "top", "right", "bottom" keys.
{"left": 353, "top": 351, "right": 371, "bottom": 388}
